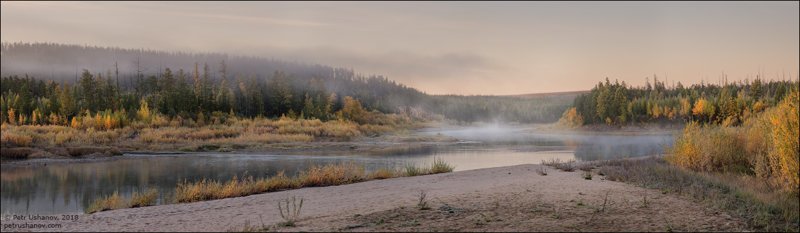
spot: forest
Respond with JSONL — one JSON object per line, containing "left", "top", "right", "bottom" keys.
{"left": 559, "top": 76, "right": 798, "bottom": 127}
{"left": 0, "top": 42, "right": 573, "bottom": 125}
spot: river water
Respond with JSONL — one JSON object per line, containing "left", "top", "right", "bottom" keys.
{"left": 0, "top": 125, "right": 675, "bottom": 214}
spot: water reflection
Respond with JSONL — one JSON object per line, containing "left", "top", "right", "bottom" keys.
{"left": 1, "top": 128, "right": 673, "bottom": 214}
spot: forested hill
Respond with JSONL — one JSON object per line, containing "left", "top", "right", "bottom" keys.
{"left": 0, "top": 42, "right": 574, "bottom": 123}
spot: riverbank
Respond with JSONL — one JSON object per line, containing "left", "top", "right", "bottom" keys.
{"left": 0, "top": 163, "right": 749, "bottom": 232}
{"left": 0, "top": 118, "right": 460, "bottom": 164}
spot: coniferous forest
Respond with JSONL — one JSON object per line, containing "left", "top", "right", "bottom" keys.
{"left": 0, "top": 42, "right": 575, "bottom": 126}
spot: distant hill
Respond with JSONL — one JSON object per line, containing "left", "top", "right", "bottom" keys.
{"left": 506, "top": 90, "right": 588, "bottom": 99}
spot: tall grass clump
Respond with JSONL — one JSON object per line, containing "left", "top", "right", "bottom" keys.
{"left": 298, "top": 162, "right": 365, "bottom": 187}
{"left": 174, "top": 179, "right": 223, "bottom": 203}
{"left": 254, "top": 171, "right": 298, "bottom": 192}
{"left": 404, "top": 163, "right": 426, "bottom": 177}
{"left": 430, "top": 157, "right": 455, "bottom": 174}
{"left": 86, "top": 191, "right": 126, "bottom": 214}
{"left": 128, "top": 188, "right": 159, "bottom": 208}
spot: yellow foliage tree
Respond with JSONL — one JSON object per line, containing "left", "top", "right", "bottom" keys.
{"left": 137, "top": 99, "right": 152, "bottom": 123}
{"left": 766, "top": 89, "right": 799, "bottom": 191}
{"left": 558, "top": 107, "right": 584, "bottom": 127}
{"left": 70, "top": 117, "right": 80, "bottom": 128}
{"left": 7, "top": 108, "right": 15, "bottom": 125}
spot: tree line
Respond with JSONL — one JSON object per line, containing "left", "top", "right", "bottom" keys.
{"left": 1, "top": 43, "right": 574, "bottom": 124}
{"left": 561, "top": 75, "right": 798, "bottom": 126}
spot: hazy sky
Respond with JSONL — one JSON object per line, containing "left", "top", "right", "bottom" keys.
{"left": 2, "top": 1, "right": 798, "bottom": 95}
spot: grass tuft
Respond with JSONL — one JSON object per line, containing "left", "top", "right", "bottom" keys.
{"left": 277, "top": 196, "right": 304, "bottom": 227}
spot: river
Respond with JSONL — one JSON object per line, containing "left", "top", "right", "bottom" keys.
{"left": 0, "top": 125, "right": 675, "bottom": 214}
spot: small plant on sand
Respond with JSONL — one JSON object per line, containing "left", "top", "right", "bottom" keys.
{"left": 277, "top": 196, "right": 304, "bottom": 227}
{"left": 537, "top": 166, "right": 548, "bottom": 176}
{"left": 600, "top": 191, "right": 610, "bottom": 213}
{"left": 239, "top": 216, "right": 270, "bottom": 232}
{"left": 582, "top": 171, "right": 593, "bottom": 180}
{"left": 417, "top": 190, "right": 430, "bottom": 210}
{"left": 641, "top": 193, "right": 649, "bottom": 208}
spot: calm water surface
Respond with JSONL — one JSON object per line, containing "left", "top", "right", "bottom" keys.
{"left": 1, "top": 126, "right": 674, "bottom": 214}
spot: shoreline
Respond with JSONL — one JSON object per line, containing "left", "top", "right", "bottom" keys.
{"left": 0, "top": 139, "right": 465, "bottom": 167}
{"left": 0, "top": 163, "right": 747, "bottom": 232}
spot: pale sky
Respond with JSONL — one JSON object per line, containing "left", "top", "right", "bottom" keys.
{"left": 2, "top": 1, "right": 798, "bottom": 95}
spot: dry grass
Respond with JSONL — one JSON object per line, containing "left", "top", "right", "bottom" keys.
{"left": 174, "top": 160, "right": 455, "bottom": 204}
{"left": 598, "top": 157, "right": 799, "bottom": 232}
{"left": 129, "top": 188, "right": 159, "bottom": 208}
{"left": 174, "top": 179, "right": 224, "bottom": 203}
{"left": 298, "top": 163, "right": 366, "bottom": 187}
{"left": 86, "top": 191, "right": 126, "bottom": 214}
{"left": 1, "top": 114, "right": 415, "bottom": 154}
{"left": 370, "top": 168, "right": 398, "bottom": 180}
{"left": 0, "top": 131, "right": 33, "bottom": 147}
{"left": 542, "top": 158, "right": 576, "bottom": 172}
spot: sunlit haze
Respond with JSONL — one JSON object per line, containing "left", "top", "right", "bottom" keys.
{"left": 2, "top": 1, "right": 798, "bottom": 95}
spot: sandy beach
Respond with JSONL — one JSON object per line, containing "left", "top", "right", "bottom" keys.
{"left": 1, "top": 164, "right": 748, "bottom": 232}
